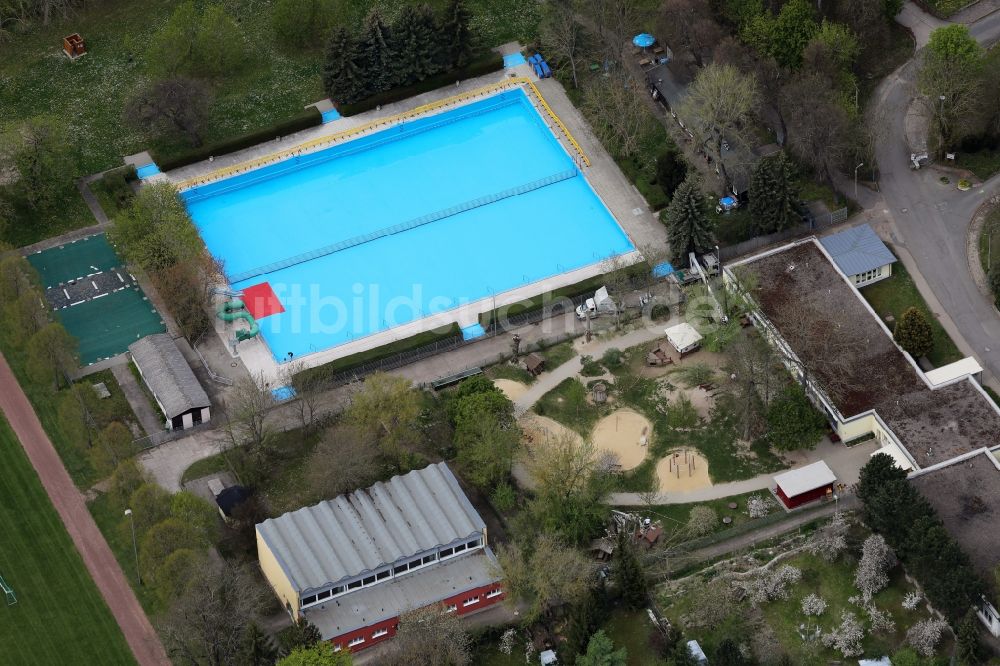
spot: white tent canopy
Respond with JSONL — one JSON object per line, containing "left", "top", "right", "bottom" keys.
{"left": 773, "top": 460, "right": 836, "bottom": 497}
{"left": 665, "top": 322, "right": 703, "bottom": 354}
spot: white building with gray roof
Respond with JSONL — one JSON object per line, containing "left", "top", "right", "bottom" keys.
{"left": 128, "top": 333, "right": 210, "bottom": 431}
{"left": 819, "top": 223, "right": 897, "bottom": 287}
{"left": 256, "top": 462, "right": 504, "bottom": 652}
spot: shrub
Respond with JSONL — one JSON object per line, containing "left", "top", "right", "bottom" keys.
{"left": 601, "top": 348, "right": 624, "bottom": 369}
{"left": 491, "top": 481, "right": 516, "bottom": 512}
{"left": 152, "top": 108, "right": 322, "bottom": 171}
{"left": 893, "top": 307, "right": 934, "bottom": 359}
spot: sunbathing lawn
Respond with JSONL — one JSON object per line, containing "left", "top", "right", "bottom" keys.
{"left": 859, "top": 261, "right": 963, "bottom": 368}
{"left": 0, "top": 416, "right": 136, "bottom": 665}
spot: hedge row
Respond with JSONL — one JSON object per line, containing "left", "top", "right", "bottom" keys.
{"left": 338, "top": 52, "right": 505, "bottom": 117}
{"left": 152, "top": 107, "right": 323, "bottom": 172}
{"left": 478, "top": 261, "right": 652, "bottom": 327}
{"left": 295, "top": 322, "right": 462, "bottom": 386}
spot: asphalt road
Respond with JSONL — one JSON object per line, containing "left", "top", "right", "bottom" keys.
{"left": 873, "top": 4, "right": 1000, "bottom": 385}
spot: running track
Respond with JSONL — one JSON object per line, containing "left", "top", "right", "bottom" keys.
{"left": 0, "top": 353, "right": 170, "bottom": 665}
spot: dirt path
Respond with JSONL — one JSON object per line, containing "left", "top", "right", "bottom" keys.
{"left": 0, "top": 353, "right": 170, "bottom": 666}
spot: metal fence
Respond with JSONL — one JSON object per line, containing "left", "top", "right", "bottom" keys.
{"left": 228, "top": 168, "right": 580, "bottom": 283}
{"left": 718, "top": 207, "right": 848, "bottom": 262}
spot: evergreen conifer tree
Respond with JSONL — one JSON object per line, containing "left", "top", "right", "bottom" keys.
{"left": 439, "top": 0, "right": 474, "bottom": 69}
{"left": 956, "top": 608, "right": 984, "bottom": 665}
{"left": 749, "top": 152, "right": 799, "bottom": 234}
{"left": 614, "top": 530, "right": 647, "bottom": 609}
{"left": 323, "top": 27, "right": 367, "bottom": 104}
{"left": 663, "top": 174, "right": 713, "bottom": 263}
{"left": 363, "top": 8, "right": 398, "bottom": 93}
{"left": 240, "top": 622, "right": 278, "bottom": 666}
{"left": 394, "top": 4, "right": 441, "bottom": 84}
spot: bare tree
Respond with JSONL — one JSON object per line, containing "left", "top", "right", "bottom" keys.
{"left": 657, "top": 0, "right": 722, "bottom": 68}
{"left": 678, "top": 64, "right": 761, "bottom": 190}
{"left": 495, "top": 534, "right": 597, "bottom": 623}
{"left": 159, "top": 561, "right": 270, "bottom": 666}
{"left": 281, "top": 361, "right": 324, "bottom": 431}
{"left": 581, "top": 71, "right": 658, "bottom": 159}
{"left": 722, "top": 330, "right": 784, "bottom": 440}
{"left": 302, "top": 424, "right": 381, "bottom": 502}
{"left": 379, "top": 605, "right": 472, "bottom": 666}
{"left": 540, "top": 0, "right": 587, "bottom": 89}
{"left": 125, "top": 78, "right": 212, "bottom": 147}
{"left": 781, "top": 72, "right": 851, "bottom": 190}
{"left": 591, "top": 0, "right": 641, "bottom": 62}
{"left": 221, "top": 371, "right": 275, "bottom": 479}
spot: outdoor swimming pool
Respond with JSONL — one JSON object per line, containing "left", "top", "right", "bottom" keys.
{"left": 182, "top": 88, "right": 634, "bottom": 359}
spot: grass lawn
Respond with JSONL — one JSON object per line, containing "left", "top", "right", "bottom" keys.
{"left": 540, "top": 341, "right": 577, "bottom": 368}
{"left": 616, "top": 490, "right": 761, "bottom": 536}
{"left": 859, "top": 261, "right": 963, "bottom": 367}
{"left": 0, "top": 416, "right": 136, "bottom": 665}
{"left": 180, "top": 452, "right": 230, "bottom": 486}
{"left": 534, "top": 377, "right": 606, "bottom": 436}
{"left": 486, "top": 362, "right": 537, "bottom": 385}
{"left": 978, "top": 203, "right": 1000, "bottom": 275}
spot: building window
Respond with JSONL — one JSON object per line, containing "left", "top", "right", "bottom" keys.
{"left": 318, "top": 589, "right": 332, "bottom": 601}
{"left": 453, "top": 543, "right": 467, "bottom": 553}
{"left": 372, "top": 628, "right": 389, "bottom": 639}
{"left": 487, "top": 588, "right": 502, "bottom": 599}
{"left": 467, "top": 537, "right": 481, "bottom": 549}
{"left": 301, "top": 594, "right": 317, "bottom": 606}
{"left": 332, "top": 586, "right": 344, "bottom": 596}
{"left": 362, "top": 575, "right": 376, "bottom": 586}
{"left": 463, "top": 596, "right": 480, "bottom": 607}
{"left": 422, "top": 553, "right": 437, "bottom": 565}
{"left": 376, "top": 569, "right": 390, "bottom": 581}
{"left": 348, "top": 637, "right": 365, "bottom": 647}
{"left": 393, "top": 563, "right": 408, "bottom": 575}
{"left": 347, "top": 580, "right": 362, "bottom": 590}
{"left": 446, "top": 604, "right": 457, "bottom": 613}
{"left": 440, "top": 547, "right": 454, "bottom": 558}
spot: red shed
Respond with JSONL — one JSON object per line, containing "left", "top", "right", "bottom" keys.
{"left": 773, "top": 461, "right": 836, "bottom": 509}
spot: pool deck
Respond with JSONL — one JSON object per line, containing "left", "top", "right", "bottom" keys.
{"left": 163, "top": 59, "right": 667, "bottom": 383}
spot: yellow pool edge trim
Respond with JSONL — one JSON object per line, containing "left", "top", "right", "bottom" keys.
{"left": 175, "top": 76, "right": 590, "bottom": 190}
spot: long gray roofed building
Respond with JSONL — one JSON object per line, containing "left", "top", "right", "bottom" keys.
{"left": 128, "top": 333, "right": 210, "bottom": 431}
{"left": 257, "top": 461, "right": 487, "bottom": 593}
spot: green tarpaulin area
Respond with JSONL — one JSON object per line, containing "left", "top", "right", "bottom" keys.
{"left": 27, "top": 234, "right": 122, "bottom": 286}
{"left": 27, "top": 234, "right": 166, "bottom": 365}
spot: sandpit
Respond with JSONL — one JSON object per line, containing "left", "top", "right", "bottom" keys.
{"left": 494, "top": 378, "right": 528, "bottom": 402}
{"left": 519, "top": 413, "right": 582, "bottom": 446}
{"left": 591, "top": 408, "right": 652, "bottom": 470}
{"left": 655, "top": 448, "right": 712, "bottom": 492}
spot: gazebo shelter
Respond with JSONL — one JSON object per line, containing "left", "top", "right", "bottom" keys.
{"left": 772, "top": 461, "right": 836, "bottom": 509}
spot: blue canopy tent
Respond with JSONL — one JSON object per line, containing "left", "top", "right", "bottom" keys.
{"left": 633, "top": 33, "right": 655, "bottom": 49}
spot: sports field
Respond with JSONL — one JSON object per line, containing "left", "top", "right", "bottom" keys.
{"left": 27, "top": 234, "right": 165, "bottom": 365}
{"left": 0, "top": 416, "right": 135, "bottom": 665}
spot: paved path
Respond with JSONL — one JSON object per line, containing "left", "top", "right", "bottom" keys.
{"left": 0, "top": 353, "right": 170, "bottom": 666}
{"left": 111, "top": 364, "right": 163, "bottom": 438}
{"left": 513, "top": 323, "right": 666, "bottom": 414}
{"left": 609, "top": 435, "right": 879, "bottom": 505}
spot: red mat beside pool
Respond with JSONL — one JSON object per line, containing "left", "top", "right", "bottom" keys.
{"left": 241, "top": 282, "right": 284, "bottom": 319}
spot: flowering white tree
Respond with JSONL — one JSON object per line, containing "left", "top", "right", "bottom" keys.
{"left": 854, "top": 534, "right": 894, "bottom": 602}
{"left": 806, "top": 512, "right": 850, "bottom": 562}
{"left": 902, "top": 591, "right": 922, "bottom": 610}
{"left": 738, "top": 565, "right": 803, "bottom": 605}
{"left": 801, "top": 593, "right": 827, "bottom": 616}
{"left": 905, "top": 617, "right": 949, "bottom": 657}
{"left": 747, "top": 493, "right": 777, "bottom": 518}
{"left": 687, "top": 505, "right": 719, "bottom": 536}
{"left": 864, "top": 603, "right": 896, "bottom": 634}
{"left": 499, "top": 629, "right": 516, "bottom": 655}
{"left": 821, "top": 611, "right": 865, "bottom": 657}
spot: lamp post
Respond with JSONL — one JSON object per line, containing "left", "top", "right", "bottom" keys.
{"left": 124, "top": 508, "right": 141, "bottom": 585}
{"left": 854, "top": 162, "right": 864, "bottom": 199}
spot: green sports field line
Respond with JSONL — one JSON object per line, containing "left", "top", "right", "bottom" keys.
{"left": 56, "top": 288, "right": 166, "bottom": 365}
{"left": 26, "top": 234, "right": 122, "bottom": 288}
{"left": 0, "top": 416, "right": 136, "bottom": 665}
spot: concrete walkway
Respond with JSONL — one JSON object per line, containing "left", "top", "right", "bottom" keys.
{"left": 897, "top": 1, "right": 947, "bottom": 47}
{"left": 608, "top": 436, "right": 879, "bottom": 505}
{"left": 111, "top": 364, "right": 163, "bottom": 437}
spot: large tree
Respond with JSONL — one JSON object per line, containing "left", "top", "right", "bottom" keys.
{"left": 362, "top": 8, "right": 397, "bottom": 93}
{"left": 345, "top": 372, "right": 422, "bottom": 462}
{"left": 678, "top": 63, "right": 761, "bottom": 190}
{"left": 540, "top": 0, "right": 586, "bottom": 88}
{"left": 439, "top": 0, "right": 474, "bottom": 69}
{"left": 613, "top": 531, "right": 647, "bottom": 609}
{"left": 5, "top": 116, "right": 75, "bottom": 213}
{"left": 781, "top": 71, "right": 851, "bottom": 188}
{"left": 160, "top": 562, "right": 270, "bottom": 666}
{"left": 125, "top": 78, "right": 211, "bottom": 148}
{"left": 765, "top": 384, "right": 827, "bottom": 451}
{"left": 748, "top": 152, "right": 799, "bottom": 234}
{"left": 278, "top": 642, "right": 353, "bottom": 666}
{"left": 193, "top": 4, "right": 247, "bottom": 78}
{"left": 393, "top": 4, "right": 441, "bottom": 84}
{"left": 496, "top": 534, "right": 596, "bottom": 622}
{"left": 662, "top": 174, "right": 713, "bottom": 263}
{"left": 657, "top": 0, "right": 723, "bottom": 70}
{"left": 323, "top": 27, "right": 367, "bottom": 105}
{"left": 582, "top": 72, "right": 656, "bottom": 159}
{"left": 379, "top": 605, "right": 471, "bottom": 666}
{"left": 272, "top": 0, "right": 337, "bottom": 49}
{"left": 25, "top": 322, "right": 77, "bottom": 389}
{"left": 109, "top": 182, "right": 204, "bottom": 274}
{"left": 919, "top": 25, "right": 984, "bottom": 152}
{"left": 303, "top": 424, "right": 381, "bottom": 501}
{"left": 656, "top": 147, "right": 688, "bottom": 201}
{"left": 577, "top": 630, "right": 627, "bottom": 666}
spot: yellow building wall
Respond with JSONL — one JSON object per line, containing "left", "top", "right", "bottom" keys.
{"left": 257, "top": 528, "right": 300, "bottom": 619}
{"left": 836, "top": 413, "right": 893, "bottom": 445}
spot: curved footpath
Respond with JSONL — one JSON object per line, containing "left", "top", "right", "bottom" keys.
{"left": 0, "top": 353, "right": 170, "bottom": 666}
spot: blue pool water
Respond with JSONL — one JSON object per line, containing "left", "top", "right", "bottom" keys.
{"left": 182, "top": 89, "right": 633, "bottom": 360}
{"left": 136, "top": 163, "right": 161, "bottom": 179}
{"left": 503, "top": 53, "right": 527, "bottom": 67}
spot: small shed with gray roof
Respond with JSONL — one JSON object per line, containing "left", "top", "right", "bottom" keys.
{"left": 819, "top": 224, "right": 896, "bottom": 287}
{"left": 128, "top": 333, "right": 210, "bottom": 431}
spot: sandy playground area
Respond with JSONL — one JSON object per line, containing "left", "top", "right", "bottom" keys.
{"left": 591, "top": 408, "right": 652, "bottom": 470}
{"left": 655, "top": 448, "right": 712, "bottom": 492}
{"left": 519, "top": 413, "right": 582, "bottom": 446}
{"left": 494, "top": 378, "right": 529, "bottom": 402}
